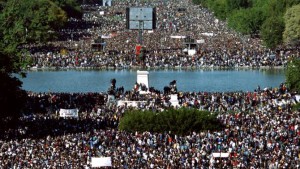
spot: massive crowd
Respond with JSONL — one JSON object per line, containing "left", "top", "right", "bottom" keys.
{"left": 2, "top": 0, "right": 300, "bottom": 168}
{"left": 0, "top": 82, "right": 299, "bottom": 168}
{"left": 27, "top": 0, "right": 299, "bottom": 69}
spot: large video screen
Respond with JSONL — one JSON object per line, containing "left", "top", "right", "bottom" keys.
{"left": 126, "top": 7, "right": 156, "bottom": 30}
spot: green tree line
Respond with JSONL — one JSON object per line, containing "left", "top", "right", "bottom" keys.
{"left": 118, "top": 108, "right": 224, "bottom": 135}
{"left": 0, "top": 0, "right": 81, "bottom": 125}
{"left": 192, "top": 0, "right": 300, "bottom": 48}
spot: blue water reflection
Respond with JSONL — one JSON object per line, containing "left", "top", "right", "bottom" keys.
{"left": 20, "top": 69, "right": 285, "bottom": 93}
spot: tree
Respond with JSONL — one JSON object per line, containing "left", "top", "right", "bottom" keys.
{"left": 226, "top": 0, "right": 251, "bottom": 12}
{"left": 0, "top": 67, "right": 28, "bottom": 126}
{"left": 53, "top": 0, "right": 82, "bottom": 18}
{"left": 285, "top": 0, "right": 300, "bottom": 7}
{"left": 207, "top": 0, "right": 228, "bottom": 20}
{"left": 0, "top": 0, "right": 5, "bottom": 10}
{"left": 227, "top": 7, "right": 265, "bottom": 35}
{"left": 0, "top": 0, "right": 80, "bottom": 123}
{"left": 0, "top": 0, "right": 68, "bottom": 48}
{"left": 285, "top": 58, "right": 300, "bottom": 93}
{"left": 192, "top": 0, "right": 212, "bottom": 7}
{"left": 193, "top": 0, "right": 300, "bottom": 49}
{"left": 264, "top": 0, "right": 287, "bottom": 17}
{"left": 260, "top": 16, "right": 285, "bottom": 48}
{"left": 283, "top": 4, "right": 300, "bottom": 46}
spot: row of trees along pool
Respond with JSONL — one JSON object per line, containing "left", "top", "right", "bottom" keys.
{"left": 192, "top": 0, "right": 300, "bottom": 48}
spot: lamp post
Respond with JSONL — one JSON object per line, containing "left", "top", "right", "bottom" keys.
{"left": 138, "top": 21, "right": 145, "bottom": 69}
{"left": 138, "top": 20, "right": 144, "bottom": 45}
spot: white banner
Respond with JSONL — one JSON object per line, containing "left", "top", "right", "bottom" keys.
{"left": 201, "top": 32, "right": 214, "bottom": 36}
{"left": 196, "top": 39, "right": 205, "bottom": 44}
{"left": 212, "top": 153, "right": 229, "bottom": 158}
{"left": 117, "top": 101, "right": 150, "bottom": 107}
{"left": 170, "top": 35, "right": 186, "bottom": 39}
{"left": 296, "top": 95, "right": 300, "bottom": 102}
{"left": 188, "top": 49, "right": 196, "bottom": 56}
{"left": 99, "top": 11, "right": 105, "bottom": 15}
{"left": 91, "top": 157, "right": 112, "bottom": 167}
{"left": 101, "top": 35, "right": 111, "bottom": 39}
{"left": 59, "top": 109, "right": 78, "bottom": 118}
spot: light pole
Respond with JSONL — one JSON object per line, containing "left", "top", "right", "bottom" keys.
{"left": 138, "top": 20, "right": 144, "bottom": 45}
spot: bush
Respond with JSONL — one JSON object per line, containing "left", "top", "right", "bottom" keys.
{"left": 292, "top": 103, "right": 300, "bottom": 111}
{"left": 286, "top": 58, "right": 300, "bottom": 93}
{"left": 118, "top": 108, "right": 224, "bottom": 135}
{"left": 227, "top": 7, "right": 265, "bottom": 35}
{"left": 260, "top": 16, "right": 285, "bottom": 48}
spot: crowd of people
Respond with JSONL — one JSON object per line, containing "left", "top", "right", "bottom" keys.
{"left": 2, "top": 0, "right": 300, "bottom": 168}
{"left": 1, "top": 82, "right": 299, "bottom": 168}
{"left": 27, "top": 0, "right": 299, "bottom": 69}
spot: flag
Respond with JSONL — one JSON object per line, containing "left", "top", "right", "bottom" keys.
{"left": 136, "top": 45, "right": 142, "bottom": 55}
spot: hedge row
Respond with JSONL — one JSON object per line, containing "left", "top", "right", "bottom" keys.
{"left": 118, "top": 108, "right": 224, "bottom": 135}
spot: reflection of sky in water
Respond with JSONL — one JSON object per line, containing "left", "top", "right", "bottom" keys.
{"left": 19, "top": 69, "right": 285, "bottom": 93}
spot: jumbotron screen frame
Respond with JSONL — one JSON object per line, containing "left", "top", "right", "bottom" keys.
{"left": 126, "top": 7, "right": 156, "bottom": 30}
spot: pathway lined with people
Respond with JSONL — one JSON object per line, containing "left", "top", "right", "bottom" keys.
{"left": 27, "top": 0, "right": 299, "bottom": 69}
